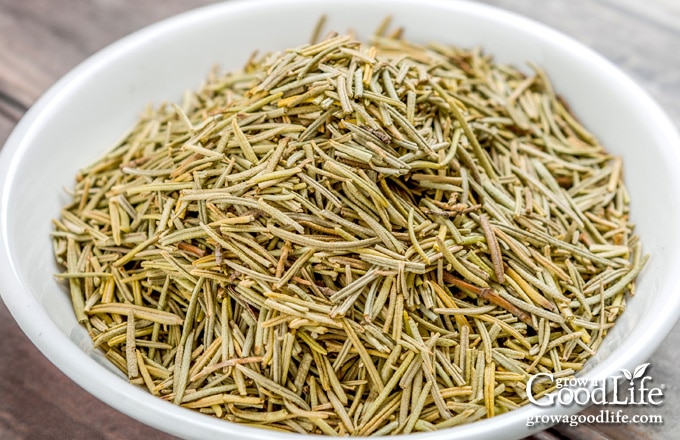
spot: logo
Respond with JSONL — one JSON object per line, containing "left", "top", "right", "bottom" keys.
{"left": 620, "top": 363, "right": 650, "bottom": 384}
{"left": 527, "top": 363, "right": 665, "bottom": 407}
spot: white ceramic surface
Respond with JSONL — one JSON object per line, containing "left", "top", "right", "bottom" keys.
{"left": 1, "top": 0, "right": 680, "bottom": 439}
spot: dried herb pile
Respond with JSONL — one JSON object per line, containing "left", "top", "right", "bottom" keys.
{"left": 52, "top": 26, "right": 646, "bottom": 435}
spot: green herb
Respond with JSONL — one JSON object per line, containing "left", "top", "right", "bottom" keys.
{"left": 52, "top": 18, "right": 646, "bottom": 435}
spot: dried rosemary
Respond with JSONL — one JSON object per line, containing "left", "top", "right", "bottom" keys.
{"left": 52, "top": 22, "right": 646, "bottom": 436}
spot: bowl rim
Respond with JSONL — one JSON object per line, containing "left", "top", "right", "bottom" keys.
{"left": 2, "top": 0, "right": 680, "bottom": 439}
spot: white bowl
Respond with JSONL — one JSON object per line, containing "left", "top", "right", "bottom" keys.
{"left": 2, "top": 0, "right": 680, "bottom": 439}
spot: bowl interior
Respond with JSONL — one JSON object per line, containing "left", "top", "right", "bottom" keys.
{"left": 2, "top": 0, "right": 680, "bottom": 439}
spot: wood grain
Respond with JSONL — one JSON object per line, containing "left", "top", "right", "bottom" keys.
{"left": 0, "top": 302, "right": 179, "bottom": 440}
{"left": 0, "top": 1, "right": 678, "bottom": 439}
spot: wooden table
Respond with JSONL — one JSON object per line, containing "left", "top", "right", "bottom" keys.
{"left": 1, "top": 1, "right": 678, "bottom": 439}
